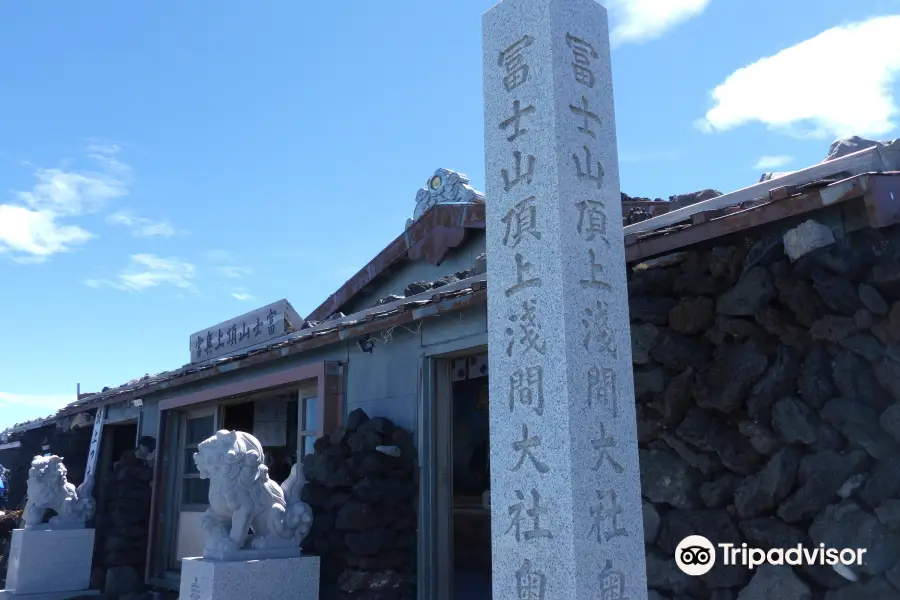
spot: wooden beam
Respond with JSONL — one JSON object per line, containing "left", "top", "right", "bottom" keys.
{"left": 623, "top": 146, "right": 885, "bottom": 236}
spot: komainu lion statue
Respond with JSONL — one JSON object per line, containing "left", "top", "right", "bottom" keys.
{"left": 194, "top": 430, "right": 314, "bottom": 560}
{"left": 23, "top": 455, "right": 95, "bottom": 529}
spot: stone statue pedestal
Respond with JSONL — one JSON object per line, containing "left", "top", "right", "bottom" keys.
{"left": 0, "top": 528, "right": 99, "bottom": 599}
{"left": 180, "top": 553, "right": 320, "bottom": 600}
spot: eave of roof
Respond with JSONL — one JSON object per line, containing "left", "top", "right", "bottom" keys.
{"left": 306, "top": 202, "right": 486, "bottom": 322}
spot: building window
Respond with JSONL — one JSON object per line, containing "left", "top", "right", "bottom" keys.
{"left": 299, "top": 395, "right": 318, "bottom": 459}
{"left": 180, "top": 413, "right": 215, "bottom": 507}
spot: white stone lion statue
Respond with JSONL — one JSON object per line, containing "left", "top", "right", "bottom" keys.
{"left": 23, "top": 455, "right": 95, "bottom": 529}
{"left": 193, "top": 430, "right": 314, "bottom": 560}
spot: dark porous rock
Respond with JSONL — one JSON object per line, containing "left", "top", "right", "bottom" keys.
{"left": 812, "top": 269, "right": 861, "bottom": 315}
{"left": 373, "top": 294, "right": 404, "bottom": 307}
{"left": 631, "top": 322, "right": 660, "bottom": 365}
{"left": 813, "top": 423, "right": 846, "bottom": 452}
{"left": 639, "top": 448, "right": 700, "bottom": 509}
{"left": 874, "top": 354, "right": 900, "bottom": 402}
{"left": 747, "top": 346, "right": 801, "bottom": 422}
{"left": 733, "top": 447, "right": 801, "bottom": 519}
{"left": 776, "top": 276, "right": 825, "bottom": 327}
{"left": 650, "top": 367, "right": 694, "bottom": 425}
{"left": 430, "top": 274, "right": 459, "bottom": 288}
{"left": 859, "top": 283, "right": 889, "bottom": 316}
{"left": 860, "top": 459, "right": 900, "bottom": 507}
{"left": 777, "top": 449, "right": 868, "bottom": 523}
{"left": 674, "top": 270, "right": 721, "bottom": 297}
{"left": 888, "top": 302, "right": 900, "bottom": 341}
{"left": 658, "top": 509, "right": 750, "bottom": 589}
{"left": 771, "top": 396, "right": 819, "bottom": 445}
{"left": 832, "top": 350, "right": 894, "bottom": 412}
{"left": 403, "top": 281, "right": 432, "bottom": 297}
{"left": 637, "top": 404, "right": 665, "bottom": 443}
{"left": 630, "top": 296, "right": 678, "bottom": 325}
{"left": 875, "top": 499, "right": 900, "bottom": 529}
{"left": 744, "top": 233, "right": 785, "bottom": 272}
{"left": 810, "top": 501, "right": 900, "bottom": 575}
{"left": 823, "top": 398, "right": 898, "bottom": 459}
{"left": 738, "top": 421, "right": 781, "bottom": 456}
{"left": 709, "top": 245, "right": 745, "bottom": 282}
{"left": 336, "top": 500, "right": 383, "bottom": 531}
{"left": 643, "top": 501, "right": 661, "bottom": 544}
{"left": 824, "top": 576, "right": 898, "bottom": 600}
{"left": 694, "top": 342, "right": 768, "bottom": 414}
{"left": 629, "top": 266, "right": 680, "bottom": 295}
{"left": 646, "top": 549, "right": 698, "bottom": 596}
{"left": 716, "top": 267, "right": 776, "bottom": 316}
{"left": 677, "top": 408, "right": 763, "bottom": 475}
{"left": 840, "top": 334, "right": 885, "bottom": 363}
{"left": 798, "top": 345, "right": 837, "bottom": 410}
{"left": 104, "top": 566, "right": 139, "bottom": 596}
{"left": 660, "top": 432, "right": 721, "bottom": 476}
{"left": 345, "top": 528, "right": 396, "bottom": 556}
{"left": 810, "top": 315, "right": 859, "bottom": 343}
{"left": 754, "top": 307, "right": 812, "bottom": 352}
{"left": 669, "top": 297, "right": 715, "bottom": 335}
{"left": 634, "top": 365, "right": 667, "bottom": 401}
{"left": 879, "top": 403, "right": 900, "bottom": 443}
{"left": 345, "top": 408, "right": 371, "bottom": 432}
{"left": 651, "top": 331, "right": 711, "bottom": 372}
{"left": 736, "top": 565, "right": 811, "bottom": 600}
{"left": 872, "top": 318, "right": 894, "bottom": 345}
{"left": 700, "top": 473, "right": 743, "bottom": 508}
{"left": 856, "top": 308, "right": 875, "bottom": 329}
{"left": 739, "top": 518, "right": 809, "bottom": 549}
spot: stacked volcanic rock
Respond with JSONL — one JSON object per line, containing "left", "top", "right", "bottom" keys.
{"left": 302, "top": 409, "right": 417, "bottom": 600}
{"left": 630, "top": 223, "right": 900, "bottom": 599}
{"left": 92, "top": 449, "right": 153, "bottom": 596}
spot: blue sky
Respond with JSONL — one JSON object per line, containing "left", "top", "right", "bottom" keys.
{"left": 2, "top": 0, "right": 900, "bottom": 429}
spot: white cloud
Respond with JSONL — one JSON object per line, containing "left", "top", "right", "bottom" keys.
{"left": 698, "top": 15, "right": 900, "bottom": 138}
{"left": 84, "top": 254, "right": 196, "bottom": 292}
{"left": 607, "top": 0, "right": 711, "bottom": 46}
{"left": 753, "top": 155, "right": 794, "bottom": 170}
{"left": 231, "top": 290, "right": 255, "bottom": 301}
{"left": 0, "top": 144, "right": 129, "bottom": 263}
{"left": 106, "top": 210, "right": 176, "bottom": 238}
{"left": 218, "top": 265, "right": 252, "bottom": 278}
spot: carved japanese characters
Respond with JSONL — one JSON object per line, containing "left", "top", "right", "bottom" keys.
{"left": 193, "top": 430, "right": 313, "bottom": 560}
{"left": 23, "top": 455, "right": 95, "bottom": 529}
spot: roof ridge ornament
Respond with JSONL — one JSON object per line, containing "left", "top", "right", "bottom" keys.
{"left": 406, "top": 168, "right": 484, "bottom": 229}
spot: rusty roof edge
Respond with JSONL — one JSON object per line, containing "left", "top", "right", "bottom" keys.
{"left": 57, "top": 276, "right": 489, "bottom": 416}
{"left": 306, "top": 203, "right": 485, "bottom": 322}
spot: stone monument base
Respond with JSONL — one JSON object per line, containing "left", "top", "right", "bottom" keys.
{"left": 180, "top": 554, "right": 320, "bottom": 600}
{"left": 0, "top": 528, "right": 97, "bottom": 599}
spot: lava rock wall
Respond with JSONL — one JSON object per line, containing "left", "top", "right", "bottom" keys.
{"left": 632, "top": 223, "right": 900, "bottom": 599}
{"left": 302, "top": 409, "right": 417, "bottom": 600}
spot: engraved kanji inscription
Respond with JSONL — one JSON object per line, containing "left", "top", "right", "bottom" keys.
{"left": 227, "top": 324, "right": 238, "bottom": 346}
{"left": 502, "top": 196, "right": 542, "bottom": 247}
{"left": 582, "top": 299, "right": 617, "bottom": 357}
{"left": 569, "top": 95, "right": 601, "bottom": 138}
{"left": 511, "top": 423, "right": 550, "bottom": 474}
{"left": 599, "top": 559, "right": 629, "bottom": 600}
{"left": 506, "top": 253, "right": 541, "bottom": 298}
{"left": 253, "top": 317, "right": 263, "bottom": 337}
{"left": 214, "top": 328, "right": 225, "bottom": 350}
{"left": 501, "top": 150, "right": 536, "bottom": 192}
{"left": 267, "top": 308, "right": 277, "bottom": 335}
{"left": 509, "top": 365, "right": 544, "bottom": 416}
{"left": 516, "top": 559, "right": 546, "bottom": 600}
{"left": 506, "top": 299, "right": 547, "bottom": 357}
{"left": 580, "top": 248, "right": 611, "bottom": 290}
{"left": 589, "top": 489, "right": 629, "bottom": 543}
{"left": 573, "top": 145, "right": 604, "bottom": 188}
{"left": 565, "top": 33, "right": 598, "bottom": 88}
{"left": 505, "top": 488, "right": 553, "bottom": 542}
{"left": 575, "top": 197, "right": 609, "bottom": 244}
{"left": 238, "top": 322, "right": 251, "bottom": 342}
{"left": 588, "top": 366, "right": 617, "bottom": 417}
{"left": 194, "top": 335, "right": 202, "bottom": 359}
{"left": 189, "top": 577, "right": 201, "bottom": 600}
{"left": 498, "top": 35, "right": 535, "bottom": 92}
{"left": 205, "top": 331, "right": 213, "bottom": 355}
{"left": 499, "top": 100, "right": 536, "bottom": 142}
{"left": 590, "top": 422, "right": 624, "bottom": 473}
